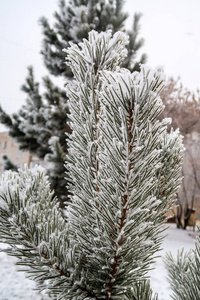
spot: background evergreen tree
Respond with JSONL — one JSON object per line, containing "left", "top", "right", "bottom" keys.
{"left": 0, "top": 0, "right": 146, "bottom": 204}
{"left": 0, "top": 31, "right": 183, "bottom": 299}
{"left": 45, "top": 136, "right": 69, "bottom": 206}
{"left": 40, "top": 0, "right": 146, "bottom": 76}
{"left": 1, "top": 154, "right": 18, "bottom": 172}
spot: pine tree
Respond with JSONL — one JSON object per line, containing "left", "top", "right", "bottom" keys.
{"left": 40, "top": 0, "right": 146, "bottom": 76}
{"left": 165, "top": 227, "right": 200, "bottom": 300}
{"left": 45, "top": 136, "right": 70, "bottom": 206}
{"left": 0, "top": 0, "right": 146, "bottom": 204}
{"left": 0, "top": 31, "right": 183, "bottom": 299}
{"left": 1, "top": 154, "right": 18, "bottom": 172}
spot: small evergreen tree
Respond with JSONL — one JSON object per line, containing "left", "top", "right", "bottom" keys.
{"left": 45, "top": 136, "right": 69, "bottom": 206}
{"left": 0, "top": 0, "right": 146, "bottom": 204}
{"left": 0, "top": 31, "right": 183, "bottom": 299}
{"left": 40, "top": 0, "right": 146, "bottom": 76}
{"left": 1, "top": 154, "right": 18, "bottom": 172}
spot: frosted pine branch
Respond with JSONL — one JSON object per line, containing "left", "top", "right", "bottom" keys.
{"left": 66, "top": 31, "right": 184, "bottom": 298}
{"left": 0, "top": 31, "right": 184, "bottom": 299}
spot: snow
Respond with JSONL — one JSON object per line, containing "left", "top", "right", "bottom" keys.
{"left": 0, "top": 244, "right": 49, "bottom": 300}
{"left": 0, "top": 224, "right": 197, "bottom": 299}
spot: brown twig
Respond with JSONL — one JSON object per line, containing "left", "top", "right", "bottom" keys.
{"left": 106, "top": 103, "right": 133, "bottom": 299}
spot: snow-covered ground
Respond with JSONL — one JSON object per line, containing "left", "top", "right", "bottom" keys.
{"left": 0, "top": 243, "right": 49, "bottom": 300}
{"left": 0, "top": 224, "right": 197, "bottom": 300}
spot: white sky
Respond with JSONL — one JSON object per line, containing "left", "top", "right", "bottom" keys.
{"left": 0, "top": 0, "right": 200, "bottom": 130}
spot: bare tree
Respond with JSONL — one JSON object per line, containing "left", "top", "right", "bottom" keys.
{"left": 160, "top": 77, "right": 200, "bottom": 229}
{"left": 160, "top": 77, "right": 200, "bottom": 135}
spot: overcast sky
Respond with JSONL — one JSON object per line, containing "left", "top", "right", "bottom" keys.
{"left": 0, "top": 0, "right": 200, "bottom": 131}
